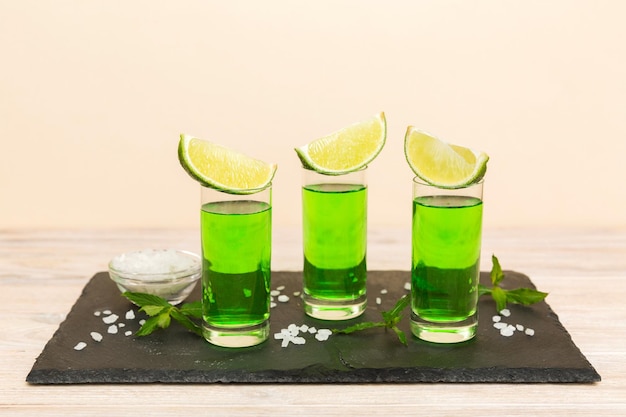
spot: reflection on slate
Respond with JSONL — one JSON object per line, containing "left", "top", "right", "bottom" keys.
{"left": 27, "top": 271, "right": 600, "bottom": 384}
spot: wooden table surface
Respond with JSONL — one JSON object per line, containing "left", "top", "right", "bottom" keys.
{"left": 1, "top": 227, "right": 625, "bottom": 416}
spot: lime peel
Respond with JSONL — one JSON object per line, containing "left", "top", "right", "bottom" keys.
{"left": 295, "top": 112, "right": 387, "bottom": 175}
{"left": 178, "top": 134, "right": 277, "bottom": 194}
{"left": 404, "top": 127, "right": 488, "bottom": 189}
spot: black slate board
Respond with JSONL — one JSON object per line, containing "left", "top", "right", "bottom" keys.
{"left": 27, "top": 270, "right": 600, "bottom": 384}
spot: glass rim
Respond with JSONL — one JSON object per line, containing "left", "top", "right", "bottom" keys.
{"left": 301, "top": 165, "right": 368, "bottom": 176}
{"left": 200, "top": 182, "right": 273, "bottom": 195}
{"left": 412, "top": 177, "right": 484, "bottom": 189}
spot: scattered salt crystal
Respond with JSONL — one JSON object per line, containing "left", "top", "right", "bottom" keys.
{"left": 93, "top": 311, "right": 101, "bottom": 317}
{"left": 315, "top": 332, "right": 330, "bottom": 342}
{"left": 74, "top": 342, "right": 87, "bottom": 351}
{"left": 380, "top": 289, "right": 388, "bottom": 294}
{"left": 277, "top": 295, "right": 290, "bottom": 302}
{"left": 300, "top": 324, "right": 309, "bottom": 332}
{"left": 125, "top": 310, "right": 135, "bottom": 320}
{"left": 492, "top": 315, "right": 501, "bottom": 322}
{"left": 308, "top": 327, "right": 317, "bottom": 334}
{"left": 276, "top": 285, "right": 285, "bottom": 291}
{"left": 499, "top": 308, "right": 511, "bottom": 317}
{"left": 315, "top": 329, "right": 332, "bottom": 342}
{"left": 281, "top": 338, "right": 290, "bottom": 348}
{"left": 90, "top": 332, "right": 103, "bottom": 342}
{"left": 500, "top": 327, "right": 515, "bottom": 337}
{"left": 404, "top": 282, "right": 411, "bottom": 290}
{"left": 270, "top": 290, "right": 281, "bottom": 296}
{"left": 493, "top": 322, "right": 508, "bottom": 329}
{"left": 118, "top": 322, "right": 125, "bottom": 328}
{"left": 287, "top": 324, "right": 299, "bottom": 333}
{"left": 107, "top": 325, "right": 118, "bottom": 334}
{"left": 274, "top": 333, "right": 285, "bottom": 340}
{"left": 124, "top": 330, "right": 132, "bottom": 336}
{"left": 102, "top": 314, "right": 119, "bottom": 324}
{"left": 270, "top": 302, "right": 277, "bottom": 308}
{"left": 375, "top": 297, "right": 382, "bottom": 305}
{"left": 103, "top": 310, "right": 112, "bottom": 315}
{"left": 525, "top": 328, "right": 535, "bottom": 336}
{"left": 292, "top": 336, "right": 306, "bottom": 345}
{"left": 139, "top": 319, "right": 146, "bottom": 325}
{"left": 293, "top": 291, "right": 301, "bottom": 297}
{"left": 516, "top": 324, "right": 524, "bottom": 331}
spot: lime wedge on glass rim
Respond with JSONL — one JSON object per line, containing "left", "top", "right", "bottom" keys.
{"left": 404, "top": 126, "right": 489, "bottom": 188}
{"left": 178, "top": 134, "right": 277, "bottom": 194}
{"left": 295, "top": 112, "right": 387, "bottom": 174}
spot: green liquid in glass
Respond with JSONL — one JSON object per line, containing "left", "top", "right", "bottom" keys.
{"left": 201, "top": 200, "right": 271, "bottom": 327}
{"left": 412, "top": 195, "right": 482, "bottom": 323}
{"left": 302, "top": 183, "right": 367, "bottom": 301}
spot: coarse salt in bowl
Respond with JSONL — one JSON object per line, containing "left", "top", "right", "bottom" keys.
{"left": 108, "top": 249, "right": 201, "bottom": 305}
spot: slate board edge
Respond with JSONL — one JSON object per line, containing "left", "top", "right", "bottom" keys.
{"left": 27, "top": 365, "right": 600, "bottom": 385}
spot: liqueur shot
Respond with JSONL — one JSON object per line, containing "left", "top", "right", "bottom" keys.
{"left": 410, "top": 182, "right": 484, "bottom": 343}
{"left": 301, "top": 169, "right": 368, "bottom": 320}
{"left": 200, "top": 186, "right": 272, "bottom": 348}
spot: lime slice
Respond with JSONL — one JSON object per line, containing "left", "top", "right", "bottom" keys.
{"left": 295, "top": 112, "right": 387, "bottom": 174}
{"left": 404, "top": 126, "right": 488, "bottom": 188}
{"left": 178, "top": 134, "right": 277, "bottom": 194}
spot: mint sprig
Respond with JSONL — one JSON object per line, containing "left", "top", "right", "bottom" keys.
{"left": 478, "top": 255, "right": 548, "bottom": 312}
{"left": 333, "top": 294, "right": 410, "bottom": 346}
{"left": 122, "top": 292, "right": 202, "bottom": 337}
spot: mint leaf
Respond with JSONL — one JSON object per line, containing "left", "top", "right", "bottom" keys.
{"left": 334, "top": 321, "right": 386, "bottom": 334}
{"left": 490, "top": 254, "right": 504, "bottom": 286}
{"left": 156, "top": 312, "right": 171, "bottom": 328}
{"left": 171, "top": 309, "right": 203, "bottom": 336}
{"left": 122, "top": 292, "right": 170, "bottom": 307}
{"left": 179, "top": 301, "right": 202, "bottom": 319}
{"left": 388, "top": 294, "right": 410, "bottom": 319}
{"left": 505, "top": 288, "right": 548, "bottom": 305}
{"left": 141, "top": 305, "right": 170, "bottom": 317}
{"left": 491, "top": 285, "right": 508, "bottom": 312}
{"left": 391, "top": 325, "right": 407, "bottom": 346}
{"left": 136, "top": 315, "right": 162, "bottom": 336}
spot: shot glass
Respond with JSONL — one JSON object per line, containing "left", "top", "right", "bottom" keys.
{"left": 200, "top": 184, "right": 272, "bottom": 348}
{"left": 301, "top": 167, "right": 368, "bottom": 320}
{"left": 410, "top": 178, "right": 484, "bottom": 343}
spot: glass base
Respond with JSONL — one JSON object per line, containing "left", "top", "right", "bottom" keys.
{"left": 303, "top": 293, "right": 367, "bottom": 320}
{"left": 410, "top": 312, "right": 477, "bottom": 343}
{"left": 202, "top": 321, "right": 269, "bottom": 348}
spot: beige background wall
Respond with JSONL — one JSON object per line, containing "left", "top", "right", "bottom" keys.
{"left": 1, "top": 1, "right": 625, "bottom": 230}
